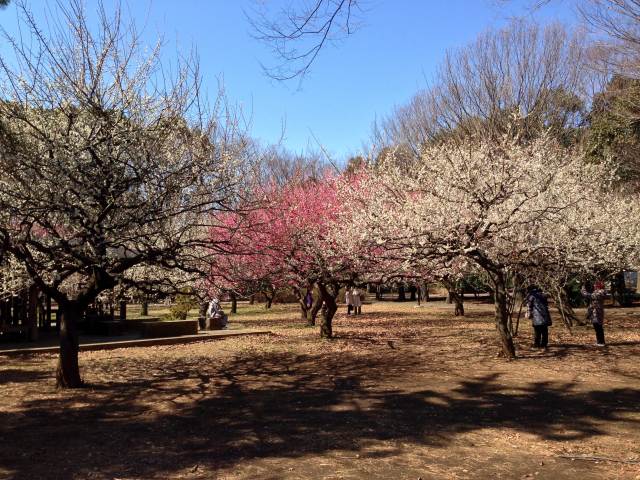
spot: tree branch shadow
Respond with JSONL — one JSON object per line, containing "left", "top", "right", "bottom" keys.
{"left": 1, "top": 349, "right": 639, "bottom": 479}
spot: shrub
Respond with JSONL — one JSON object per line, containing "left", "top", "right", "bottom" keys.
{"left": 168, "top": 289, "right": 199, "bottom": 320}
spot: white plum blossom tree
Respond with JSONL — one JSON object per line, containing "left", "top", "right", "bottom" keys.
{"left": 338, "top": 130, "right": 640, "bottom": 358}
{"left": 0, "top": 1, "right": 251, "bottom": 387}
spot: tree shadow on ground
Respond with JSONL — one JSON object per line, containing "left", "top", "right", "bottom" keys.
{"left": 1, "top": 348, "right": 639, "bottom": 480}
{"left": 233, "top": 318, "right": 312, "bottom": 329}
{"left": 514, "top": 340, "right": 640, "bottom": 361}
{"left": 0, "top": 368, "right": 51, "bottom": 385}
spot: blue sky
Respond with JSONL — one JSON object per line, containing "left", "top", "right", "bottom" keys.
{"left": 0, "top": 0, "right": 577, "bottom": 163}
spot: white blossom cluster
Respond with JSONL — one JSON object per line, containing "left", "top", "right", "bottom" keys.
{"left": 0, "top": 254, "right": 31, "bottom": 301}
{"left": 336, "top": 132, "right": 640, "bottom": 294}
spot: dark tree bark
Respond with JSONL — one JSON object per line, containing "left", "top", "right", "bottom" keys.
{"left": 318, "top": 282, "right": 339, "bottom": 338}
{"left": 141, "top": 297, "right": 149, "bottom": 316}
{"left": 119, "top": 300, "right": 127, "bottom": 321}
{"left": 409, "top": 285, "right": 417, "bottom": 301}
{"left": 554, "top": 286, "right": 583, "bottom": 327}
{"left": 230, "top": 292, "right": 237, "bottom": 314}
{"left": 263, "top": 288, "right": 275, "bottom": 309}
{"left": 298, "top": 296, "right": 309, "bottom": 320}
{"left": 299, "top": 303, "right": 309, "bottom": 320}
{"left": 397, "top": 284, "right": 406, "bottom": 301}
{"left": 293, "top": 287, "right": 309, "bottom": 321}
{"left": 444, "top": 279, "right": 465, "bottom": 316}
{"left": 309, "top": 291, "right": 322, "bottom": 326}
{"left": 249, "top": 295, "right": 255, "bottom": 305}
{"left": 492, "top": 274, "right": 516, "bottom": 359}
{"left": 450, "top": 291, "right": 463, "bottom": 315}
{"left": 417, "top": 281, "right": 428, "bottom": 306}
{"left": 453, "top": 293, "right": 464, "bottom": 316}
{"left": 56, "top": 301, "right": 83, "bottom": 388}
{"left": 198, "top": 302, "right": 208, "bottom": 330}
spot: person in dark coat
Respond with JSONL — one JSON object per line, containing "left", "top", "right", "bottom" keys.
{"left": 581, "top": 280, "right": 606, "bottom": 346}
{"left": 305, "top": 290, "right": 313, "bottom": 310}
{"left": 525, "top": 286, "right": 552, "bottom": 349}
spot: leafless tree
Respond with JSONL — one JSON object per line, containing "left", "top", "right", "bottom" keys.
{"left": 0, "top": 1, "right": 253, "bottom": 387}
{"left": 259, "top": 145, "right": 328, "bottom": 185}
{"left": 248, "top": 0, "right": 365, "bottom": 81}
{"left": 503, "top": 1, "right": 640, "bottom": 76}
{"left": 373, "top": 21, "right": 597, "bottom": 156}
{"left": 578, "top": 1, "right": 640, "bottom": 127}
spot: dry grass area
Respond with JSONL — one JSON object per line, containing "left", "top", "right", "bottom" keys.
{"left": 1, "top": 298, "right": 640, "bottom": 480}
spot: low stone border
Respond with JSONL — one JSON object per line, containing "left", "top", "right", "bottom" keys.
{"left": 0, "top": 329, "right": 272, "bottom": 356}
{"left": 141, "top": 319, "right": 198, "bottom": 338}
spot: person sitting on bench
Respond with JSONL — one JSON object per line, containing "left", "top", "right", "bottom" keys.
{"left": 206, "top": 297, "right": 228, "bottom": 329}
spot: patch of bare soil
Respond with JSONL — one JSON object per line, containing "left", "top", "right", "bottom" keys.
{"left": 1, "top": 300, "right": 640, "bottom": 479}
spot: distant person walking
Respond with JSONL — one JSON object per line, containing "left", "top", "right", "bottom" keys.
{"left": 525, "top": 286, "right": 552, "bottom": 349}
{"left": 582, "top": 280, "right": 606, "bottom": 346}
{"left": 352, "top": 287, "right": 362, "bottom": 315}
{"left": 305, "top": 290, "right": 313, "bottom": 310}
{"left": 345, "top": 288, "right": 353, "bottom": 315}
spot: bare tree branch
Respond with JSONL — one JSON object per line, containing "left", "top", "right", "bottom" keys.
{"left": 247, "top": 0, "right": 365, "bottom": 81}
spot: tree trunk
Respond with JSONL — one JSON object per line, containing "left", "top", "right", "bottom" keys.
{"left": 263, "top": 289, "right": 274, "bottom": 309}
{"left": 56, "top": 301, "right": 83, "bottom": 388}
{"left": 493, "top": 275, "right": 516, "bottom": 359}
{"left": 376, "top": 284, "right": 382, "bottom": 300}
{"left": 230, "top": 292, "right": 237, "bottom": 314}
{"left": 119, "top": 300, "right": 127, "bottom": 321}
{"left": 249, "top": 295, "right": 255, "bottom": 305}
{"left": 198, "top": 301, "right": 208, "bottom": 330}
{"left": 309, "top": 292, "right": 322, "bottom": 326}
{"left": 453, "top": 292, "right": 464, "bottom": 316}
{"left": 318, "top": 282, "right": 338, "bottom": 338}
{"left": 554, "top": 286, "right": 582, "bottom": 328}
{"left": 409, "top": 285, "right": 417, "bottom": 301}
{"left": 417, "top": 281, "right": 428, "bottom": 305}
{"left": 444, "top": 279, "right": 464, "bottom": 316}
{"left": 293, "top": 287, "right": 309, "bottom": 321}
{"left": 141, "top": 297, "right": 149, "bottom": 316}
{"left": 397, "top": 284, "right": 406, "bottom": 301}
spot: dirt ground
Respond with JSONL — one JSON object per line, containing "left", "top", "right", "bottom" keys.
{"left": 1, "top": 298, "right": 640, "bottom": 480}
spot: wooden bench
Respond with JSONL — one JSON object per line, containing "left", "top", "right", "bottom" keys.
{"left": 141, "top": 320, "right": 198, "bottom": 338}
